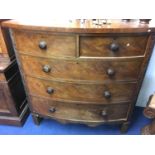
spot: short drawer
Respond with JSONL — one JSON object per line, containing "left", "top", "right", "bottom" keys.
{"left": 80, "top": 35, "right": 148, "bottom": 57}
{"left": 26, "top": 76, "right": 137, "bottom": 104}
{"left": 30, "top": 96, "right": 129, "bottom": 123}
{"left": 20, "top": 55, "right": 143, "bottom": 82}
{"left": 12, "top": 30, "right": 76, "bottom": 58}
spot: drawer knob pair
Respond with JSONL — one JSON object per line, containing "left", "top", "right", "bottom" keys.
{"left": 43, "top": 65, "right": 51, "bottom": 73}
{"left": 39, "top": 41, "right": 47, "bottom": 50}
{"left": 47, "top": 87, "right": 54, "bottom": 94}
{"left": 110, "top": 43, "right": 119, "bottom": 52}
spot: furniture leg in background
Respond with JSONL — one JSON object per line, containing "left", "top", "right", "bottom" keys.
{"left": 141, "top": 95, "right": 155, "bottom": 135}
{"left": 0, "top": 20, "right": 29, "bottom": 126}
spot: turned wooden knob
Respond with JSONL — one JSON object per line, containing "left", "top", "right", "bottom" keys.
{"left": 43, "top": 65, "right": 51, "bottom": 73}
{"left": 110, "top": 43, "right": 119, "bottom": 52}
{"left": 107, "top": 68, "right": 115, "bottom": 76}
{"left": 49, "top": 107, "right": 56, "bottom": 113}
{"left": 39, "top": 41, "right": 47, "bottom": 50}
{"left": 101, "top": 109, "right": 107, "bottom": 117}
{"left": 47, "top": 87, "right": 54, "bottom": 95}
{"left": 104, "top": 91, "right": 111, "bottom": 99}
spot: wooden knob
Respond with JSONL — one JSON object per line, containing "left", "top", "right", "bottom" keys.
{"left": 47, "top": 87, "right": 54, "bottom": 95}
{"left": 104, "top": 91, "right": 111, "bottom": 99}
{"left": 43, "top": 65, "right": 51, "bottom": 73}
{"left": 101, "top": 109, "right": 107, "bottom": 117}
{"left": 107, "top": 68, "right": 115, "bottom": 76}
{"left": 39, "top": 41, "right": 47, "bottom": 50}
{"left": 49, "top": 107, "right": 56, "bottom": 113}
{"left": 110, "top": 43, "right": 119, "bottom": 52}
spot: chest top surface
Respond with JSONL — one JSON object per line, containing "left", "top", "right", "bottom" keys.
{"left": 2, "top": 19, "right": 155, "bottom": 33}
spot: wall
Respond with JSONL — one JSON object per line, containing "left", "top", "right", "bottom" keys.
{"left": 136, "top": 46, "right": 155, "bottom": 107}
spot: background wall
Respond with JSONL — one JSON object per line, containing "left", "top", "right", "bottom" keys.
{"left": 136, "top": 46, "right": 155, "bottom": 107}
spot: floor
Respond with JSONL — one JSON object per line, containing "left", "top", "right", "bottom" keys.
{"left": 0, "top": 107, "right": 151, "bottom": 135}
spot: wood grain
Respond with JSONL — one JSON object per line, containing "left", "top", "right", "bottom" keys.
{"left": 26, "top": 76, "right": 137, "bottom": 104}
{"left": 0, "top": 74, "right": 5, "bottom": 81}
{"left": 0, "top": 84, "right": 9, "bottom": 111}
{"left": 0, "top": 27, "right": 7, "bottom": 54}
{"left": 20, "top": 54, "right": 143, "bottom": 82}
{"left": 30, "top": 95, "right": 129, "bottom": 123}
{"left": 5, "top": 19, "right": 155, "bottom": 129}
{"left": 80, "top": 35, "right": 148, "bottom": 57}
{"left": 13, "top": 30, "right": 76, "bottom": 57}
{"left": 2, "top": 19, "right": 155, "bottom": 33}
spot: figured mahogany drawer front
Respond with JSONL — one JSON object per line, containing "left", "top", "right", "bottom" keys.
{"left": 13, "top": 30, "right": 76, "bottom": 58}
{"left": 26, "top": 76, "right": 136, "bottom": 104}
{"left": 80, "top": 36, "right": 148, "bottom": 57}
{"left": 20, "top": 55, "right": 143, "bottom": 82}
{"left": 31, "top": 96, "right": 129, "bottom": 122}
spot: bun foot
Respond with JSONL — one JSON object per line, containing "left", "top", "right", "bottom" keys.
{"left": 120, "top": 122, "right": 130, "bottom": 133}
{"left": 32, "top": 114, "right": 42, "bottom": 125}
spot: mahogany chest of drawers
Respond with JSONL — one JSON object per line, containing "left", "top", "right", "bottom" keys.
{"left": 0, "top": 20, "right": 29, "bottom": 126}
{"left": 3, "top": 19, "right": 155, "bottom": 131}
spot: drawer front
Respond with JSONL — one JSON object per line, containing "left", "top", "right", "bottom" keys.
{"left": 13, "top": 30, "right": 76, "bottom": 57}
{"left": 26, "top": 77, "right": 136, "bottom": 103}
{"left": 80, "top": 36, "right": 148, "bottom": 57}
{"left": 20, "top": 55, "right": 142, "bottom": 82}
{"left": 31, "top": 96, "right": 129, "bottom": 122}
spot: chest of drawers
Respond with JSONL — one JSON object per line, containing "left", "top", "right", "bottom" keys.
{"left": 3, "top": 19, "right": 155, "bottom": 132}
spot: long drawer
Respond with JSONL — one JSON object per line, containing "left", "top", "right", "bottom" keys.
{"left": 26, "top": 76, "right": 137, "bottom": 104}
{"left": 30, "top": 95, "right": 129, "bottom": 123}
{"left": 80, "top": 35, "right": 148, "bottom": 57}
{"left": 12, "top": 30, "right": 76, "bottom": 57}
{"left": 20, "top": 55, "right": 143, "bottom": 82}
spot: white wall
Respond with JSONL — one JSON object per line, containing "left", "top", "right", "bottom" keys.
{"left": 136, "top": 46, "right": 155, "bottom": 107}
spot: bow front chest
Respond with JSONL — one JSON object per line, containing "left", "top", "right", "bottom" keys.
{"left": 3, "top": 19, "right": 155, "bottom": 132}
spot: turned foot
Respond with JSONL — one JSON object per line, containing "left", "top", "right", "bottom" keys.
{"left": 32, "top": 114, "right": 42, "bottom": 125}
{"left": 120, "top": 122, "right": 130, "bottom": 133}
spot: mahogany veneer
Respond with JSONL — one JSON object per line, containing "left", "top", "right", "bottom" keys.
{"left": 3, "top": 19, "right": 155, "bottom": 132}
